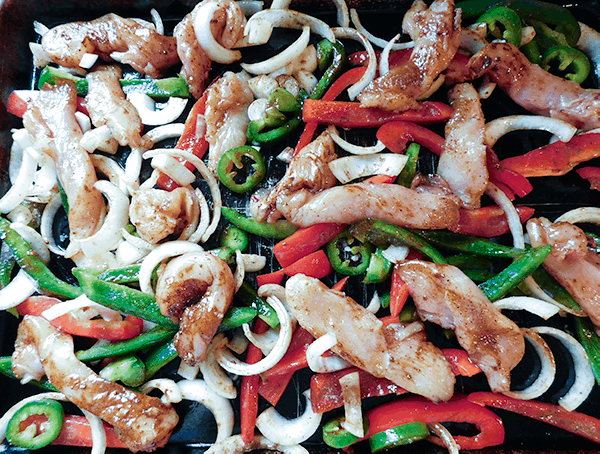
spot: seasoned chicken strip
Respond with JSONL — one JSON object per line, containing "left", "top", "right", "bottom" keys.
{"left": 42, "top": 13, "right": 179, "bottom": 78}
{"left": 397, "top": 260, "right": 525, "bottom": 393}
{"left": 467, "top": 42, "right": 600, "bottom": 131}
{"left": 286, "top": 274, "right": 455, "bottom": 402}
{"left": 358, "top": 0, "right": 461, "bottom": 111}
{"left": 205, "top": 72, "right": 253, "bottom": 172}
{"left": 85, "top": 65, "right": 145, "bottom": 147}
{"left": 437, "top": 83, "right": 488, "bottom": 209}
{"left": 527, "top": 218, "right": 600, "bottom": 327}
{"left": 22, "top": 81, "right": 104, "bottom": 243}
{"left": 12, "top": 316, "right": 179, "bottom": 452}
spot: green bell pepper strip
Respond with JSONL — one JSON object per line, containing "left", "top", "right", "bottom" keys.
{"left": 478, "top": 245, "right": 552, "bottom": 301}
{"left": 72, "top": 268, "right": 176, "bottom": 327}
{"left": 38, "top": 66, "right": 190, "bottom": 100}
{"left": 0, "top": 357, "right": 57, "bottom": 391}
{"left": 310, "top": 40, "right": 346, "bottom": 101}
{"left": 462, "top": 269, "right": 496, "bottom": 282}
{"left": 575, "top": 316, "right": 600, "bottom": 386}
{"left": 364, "top": 248, "right": 392, "bottom": 284}
{"left": 218, "top": 306, "right": 258, "bottom": 331}
{"left": 326, "top": 231, "right": 373, "bottom": 276}
{"left": 323, "top": 414, "right": 369, "bottom": 449}
{"left": 317, "top": 38, "right": 336, "bottom": 73}
{"left": 76, "top": 326, "right": 176, "bottom": 362}
{"left": 269, "top": 88, "right": 302, "bottom": 113}
{"left": 144, "top": 340, "right": 179, "bottom": 381}
{"left": 217, "top": 146, "right": 267, "bottom": 194}
{"left": 0, "top": 216, "right": 82, "bottom": 300}
{"left": 221, "top": 207, "right": 298, "bottom": 239}
{"left": 369, "top": 421, "right": 430, "bottom": 453}
{"left": 446, "top": 254, "right": 494, "bottom": 271}
{"left": 350, "top": 219, "right": 447, "bottom": 264}
{"left": 246, "top": 117, "right": 303, "bottom": 146}
{"left": 211, "top": 246, "right": 236, "bottom": 265}
{"left": 410, "top": 228, "right": 529, "bottom": 258}
{"left": 98, "top": 263, "right": 142, "bottom": 284}
{"left": 541, "top": 45, "right": 591, "bottom": 84}
{"left": 99, "top": 355, "right": 146, "bottom": 387}
{"left": 220, "top": 225, "right": 249, "bottom": 252}
{"left": 521, "top": 38, "right": 543, "bottom": 64}
{"left": 6, "top": 400, "right": 64, "bottom": 449}
{"left": 457, "top": 0, "right": 581, "bottom": 47}
{"left": 235, "top": 281, "right": 279, "bottom": 328}
{"left": 476, "top": 6, "right": 523, "bottom": 47}
{"left": 396, "top": 143, "right": 420, "bottom": 188}
{"left": 530, "top": 267, "right": 584, "bottom": 312}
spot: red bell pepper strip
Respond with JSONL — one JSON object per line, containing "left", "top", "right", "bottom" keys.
{"left": 449, "top": 205, "right": 535, "bottom": 238}
{"left": 157, "top": 92, "right": 209, "bottom": 191}
{"left": 576, "top": 166, "right": 600, "bottom": 190}
{"left": 376, "top": 120, "right": 445, "bottom": 154}
{"left": 16, "top": 296, "right": 143, "bottom": 341}
{"left": 389, "top": 265, "right": 410, "bottom": 317}
{"left": 487, "top": 147, "right": 533, "bottom": 198}
{"left": 294, "top": 122, "right": 319, "bottom": 155}
{"left": 500, "top": 133, "right": 600, "bottom": 178}
{"left": 282, "top": 249, "right": 333, "bottom": 279}
{"left": 363, "top": 395, "right": 505, "bottom": 449}
{"left": 331, "top": 276, "right": 349, "bottom": 292}
{"left": 240, "top": 319, "right": 269, "bottom": 444}
{"left": 443, "top": 348, "right": 482, "bottom": 377}
{"left": 7, "top": 91, "right": 30, "bottom": 118}
{"left": 51, "top": 415, "right": 127, "bottom": 448}
{"left": 273, "top": 223, "right": 346, "bottom": 267}
{"left": 303, "top": 100, "right": 453, "bottom": 128}
{"left": 364, "top": 174, "right": 396, "bottom": 184}
{"left": 256, "top": 269, "right": 285, "bottom": 287}
{"left": 468, "top": 392, "right": 600, "bottom": 444}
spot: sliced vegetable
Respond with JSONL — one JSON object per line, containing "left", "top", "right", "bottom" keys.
{"left": 576, "top": 166, "right": 600, "bottom": 190}
{"left": 219, "top": 306, "right": 258, "bottom": 331}
{"left": 235, "top": 281, "right": 279, "bottom": 329}
{"left": 323, "top": 414, "right": 369, "bottom": 449}
{"left": 310, "top": 39, "right": 346, "bottom": 100}
{"left": 99, "top": 355, "right": 146, "bottom": 387}
{"left": 144, "top": 340, "right": 178, "bottom": 381}
{"left": 541, "top": 45, "right": 590, "bottom": 84}
{"left": 217, "top": 146, "right": 266, "bottom": 194}
{"left": 389, "top": 265, "right": 410, "bottom": 317}
{"left": 363, "top": 248, "right": 392, "bottom": 285}
{"left": 221, "top": 207, "right": 298, "bottom": 239}
{"left": 476, "top": 6, "right": 523, "bottom": 47}
{"left": 396, "top": 142, "right": 420, "bottom": 187}
{"left": 326, "top": 231, "right": 373, "bottom": 276}
{"left": 51, "top": 414, "right": 127, "bottom": 449}
{"left": 283, "top": 249, "right": 333, "bottom": 279}
{"left": 449, "top": 205, "right": 535, "bottom": 238}
{"left": 369, "top": 421, "right": 430, "bottom": 453}
{"left": 6, "top": 400, "right": 64, "bottom": 450}
{"left": 273, "top": 223, "right": 346, "bottom": 267}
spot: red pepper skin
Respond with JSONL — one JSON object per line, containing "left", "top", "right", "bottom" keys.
{"left": 487, "top": 147, "right": 533, "bottom": 198}
{"left": 240, "top": 319, "right": 269, "bottom": 444}
{"left": 157, "top": 93, "right": 209, "bottom": 191}
{"left": 17, "top": 296, "right": 144, "bottom": 341}
{"left": 256, "top": 269, "right": 285, "bottom": 287}
{"left": 331, "top": 276, "right": 349, "bottom": 292}
{"left": 376, "top": 120, "right": 445, "bottom": 154}
{"left": 303, "top": 100, "right": 453, "bottom": 128}
{"left": 443, "top": 349, "right": 482, "bottom": 377}
{"left": 576, "top": 166, "right": 600, "bottom": 190}
{"left": 389, "top": 265, "right": 410, "bottom": 317}
{"left": 467, "top": 392, "right": 600, "bottom": 444}
{"left": 364, "top": 174, "right": 397, "bottom": 184}
{"left": 282, "top": 249, "right": 333, "bottom": 279}
{"left": 363, "top": 395, "right": 505, "bottom": 449}
{"left": 449, "top": 205, "right": 535, "bottom": 238}
{"left": 7, "top": 91, "right": 29, "bottom": 118}
{"left": 273, "top": 223, "right": 346, "bottom": 267}
{"left": 51, "top": 415, "right": 127, "bottom": 449}
{"left": 500, "top": 133, "right": 600, "bottom": 178}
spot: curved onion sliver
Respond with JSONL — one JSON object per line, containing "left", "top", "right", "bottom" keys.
{"left": 428, "top": 423, "right": 460, "bottom": 454}
{"left": 578, "top": 22, "right": 600, "bottom": 80}
{"left": 365, "top": 292, "right": 381, "bottom": 313}
{"left": 127, "top": 93, "right": 188, "bottom": 126}
{"left": 216, "top": 296, "right": 292, "bottom": 375}
{"left": 484, "top": 115, "right": 577, "bottom": 148}
{"left": 380, "top": 33, "right": 401, "bottom": 77}
{"left": 327, "top": 125, "right": 386, "bottom": 155}
{"left": 205, "top": 435, "right": 309, "bottom": 454}
{"left": 485, "top": 182, "right": 525, "bottom": 249}
{"left": 349, "top": 8, "right": 414, "bottom": 51}
{"left": 91, "top": 154, "right": 129, "bottom": 195}
{"left": 329, "top": 153, "right": 408, "bottom": 184}
{"left": 0, "top": 269, "right": 39, "bottom": 311}
{"left": 11, "top": 222, "right": 50, "bottom": 264}
{"left": 177, "top": 379, "right": 235, "bottom": 441}
{"left": 150, "top": 152, "right": 196, "bottom": 187}
{"left": 242, "top": 323, "right": 280, "bottom": 355}
{"left": 494, "top": 296, "right": 561, "bottom": 320}
{"left": 339, "top": 372, "right": 364, "bottom": 437}
{"left": 187, "top": 188, "right": 210, "bottom": 244}
{"left": 555, "top": 207, "right": 600, "bottom": 225}
{"left": 140, "top": 378, "right": 183, "bottom": 404}
{"left": 81, "top": 125, "right": 118, "bottom": 154}
{"left": 81, "top": 408, "right": 107, "bottom": 454}
{"left": 246, "top": 9, "right": 335, "bottom": 42}
{"left": 233, "top": 250, "right": 245, "bottom": 293}
{"left": 306, "top": 332, "right": 352, "bottom": 373}
{"left": 332, "top": 27, "right": 376, "bottom": 100}
{"left": 194, "top": 2, "right": 242, "bottom": 64}
{"left": 256, "top": 390, "right": 322, "bottom": 445}
{"left": 0, "top": 145, "right": 37, "bottom": 213}
{"left": 200, "top": 334, "right": 237, "bottom": 400}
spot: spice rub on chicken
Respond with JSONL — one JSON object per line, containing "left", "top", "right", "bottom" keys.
{"left": 12, "top": 316, "right": 179, "bottom": 452}
{"left": 286, "top": 274, "right": 456, "bottom": 402}
{"left": 358, "top": 0, "right": 461, "bottom": 111}
{"left": 396, "top": 260, "right": 525, "bottom": 393}
{"left": 41, "top": 13, "right": 179, "bottom": 78}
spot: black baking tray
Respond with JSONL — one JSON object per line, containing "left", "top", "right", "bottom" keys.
{"left": 1, "top": 0, "right": 600, "bottom": 453}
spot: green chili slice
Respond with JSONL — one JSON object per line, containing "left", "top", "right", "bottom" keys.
{"left": 99, "top": 355, "right": 146, "bottom": 387}
{"left": 323, "top": 414, "right": 369, "bottom": 449}
{"left": 217, "top": 146, "right": 266, "bottom": 194}
{"left": 6, "top": 400, "right": 64, "bottom": 450}
{"left": 327, "top": 231, "right": 373, "bottom": 276}
{"left": 476, "top": 6, "right": 523, "bottom": 47}
{"left": 369, "top": 421, "right": 430, "bottom": 452}
{"left": 221, "top": 207, "right": 298, "bottom": 239}
{"left": 541, "top": 45, "right": 591, "bottom": 84}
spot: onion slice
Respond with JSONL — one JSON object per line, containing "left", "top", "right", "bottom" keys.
{"left": 256, "top": 390, "right": 322, "bottom": 445}
{"left": 380, "top": 33, "right": 401, "bottom": 77}
{"left": 484, "top": 115, "right": 577, "bottom": 148}
{"left": 332, "top": 27, "right": 377, "bottom": 100}
{"left": 81, "top": 408, "right": 107, "bottom": 454}
{"left": 349, "top": 8, "right": 414, "bottom": 50}
{"left": 140, "top": 379, "right": 183, "bottom": 404}
{"left": 194, "top": 1, "right": 242, "bottom": 63}
{"left": 200, "top": 334, "right": 237, "bottom": 400}
{"left": 246, "top": 9, "right": 335, "bottom": 42}
{"left": 494, "top": 296, "right": 561, "bottom": 320}
{"left": 531, "top": 326, "right": 595, "bottom": 411}
{"left": 127, "top": 93, "right": 188, "bottom": 126}
{"left": 555, "top": 207, "right": 600, "bottom": 225}
{"left": 0, "top": 269, "right": 39, "bottom": 310}
{"left": 205, "top": 435, "right": 309, "bottom": 454}
{"left": 578, "top": 22, "right": 600, "bottom": 80}
{"left": 329, "top": 153, "right": 408, "bottom": 184}
{"left": 216, "top": 296, "right": 292, "bottom": 375}
{"left": 339, "top": 372, "right": 364, "bottom": 438}
{"left": 306, "top": 332, "right": 352, "bottom": 373}
{"left": 327, "top": 125, "right": 386, "bottom": 155}
{"left": 428, "top": 423, "right": 459, "bottom": 454}
{"left": 0, "top": 145, "right": 37, "bottom": 213}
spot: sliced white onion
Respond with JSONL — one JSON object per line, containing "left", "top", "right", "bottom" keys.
{"left": 8, "top": 204, "right": 33, "bottom": 226}
{"left": 503, "top": 328, "right": 556, "bottom": 401}
{"left": 75, "top": 111, "right": 92, "bottom": 133}
{"left": 124, "top": 149, "right": 143, "bottom": 190}
{"left": 237, "top": 0, "right": 264, "bottom": 16}
{"left": 238, "top": 17, "right": 274, "bottom": 47}
{"left": 115, "top": 239, "right": 151, "bottom": 266}
{"left": 121, "top": 228, "right": 155, "bottom": 252}
{"left": 477, "top": 74, "right": 497, "bottom": 100}
{"left": 270, "top": 0, "right": 291, "bottom": 8}
{"left": 201, "top": 334, "right": 237, "bottom": 400}
{"left": 0, "top": 269, "right": 39, "bottom": 310}
{"left": 276, "top": 146, "right": 294, "bottom": 163}
{"left": 241, "top": 253, "right": 267, "bottom": 272}
{"left": 380, "top": 33, "right": 401, "bottom": 77}
{"left": 339, "top": 372, "right": 364, "bottom": 438}
{"left": 81, "top": 125, "right": 118, "bottom": 154}
{"left": 187, "top": 188, "right": 210, "bottom": 244}
{"left": 256, "top": 390, "right": 322, "bottom": 445}
{"left": 329, "top": 153, "right": 408, "bottom": 184}
{"left": 327, "top": 125, "right": 386, "bottom": 155}
{"left": 178, "top": 360, "right": 200, "bottom": 381}
{"left": 71, "top": 250, "right": 118, "bottom": 270}
{"left": 150, "top": 8, "right": 165, "bottom": 35}
{"left": 11, "top": 222, "right": 50, "bottom": 263}
{"left": 127, "top": 93, "right": 188, "bottom": 126}
{"left": 140, "top": 124, "right": 186, "bottom": 151}
{"left": 333, "top": 0, "right": 350, "bottom": 27}
{"left": 306, "top": 332, "right": 352, "bottom": 373}
{"left": 139, "top": 241, "right": 204, "bottom": 295}
{"left": 241, "top": 25, "right": 310, "bottom": 75}
{"left": 91, "top": 154, "right": 129, "bottom": 195}
{"left": 228, "top": 329, "right": 250, "bottom": 354}
{"left": 242, "top": 323, "right": 280, "bottom": 355}
{"left": 194, "top": 2, "right": 242, "bottom": 63}
{"left": 531, "top": 326, "right": 595, "bottom": 411}
{"left": 29, "top": 42, "right": 52, "bottom": 68}
{"left": 41, "top": 294, "right": 121, "bottom": 322}
{"left": 349, "top": 8, "right": 414, "bottom": 50}
{"left": 150, "top": 152, "right": 196, "bottom": 187}
{"left": 578, "top": 22, "right": 600, "bottom": 80}
{"left": 80, "top": 408, "right": 107, "bottom": 454}
{"left": 365, "top": 292, "right": 381, "bottom": 313}
{"left": 428, "top": 423, "right": 460, "bottom": 454}
{"left": 205, "top": 435, "right": 309, "bottom": 454}
{"left": 0, "top": 392, "right": 66, "bottom": 443}
{"left": 0, "top": 145, "right": 37, "bottom": 213}
{"left": 484, "top": 115, "right": 577, "bottom": 148}
{"left": 248, "top": 98, "right": 269, "bottom": 121}
{"left": 381, "top": 244, "right": 409, "bottom": 264}
{"left": 295, "top": 69, "right": 318, "bottom": 94}
{"left": 234, "top": 249, "right": 246, "bottom": 293}
{"left": 216, "top": 296, "right": 292, "bottom": 375}
{"left": 79, "top": 181, "right": 129, "bottom": 258}
{"left": 177, "top": 379, "right": 235, "bottom": 441}
{"left": 494, "top": 296, "right": 561, "bottom": 320}
{"left": 140, "top": 378, "right": 183, "bottom": 404}
{"left": 144, "top": 149, "right": 222, "bottom": 243}
{"left": 555, "top": 207, "right": 600, "bottom": 225}
{"left": 332, "top": 27, "right": 377, "bottom": 99}
{"left": 246, "top": 9, "right": 335, "bottom": 42}
{"left": 79, "top": 52, "right": 99, "bottom": 69}
{"left": 485, "top": 182, "right": 525, "bottom": 249}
